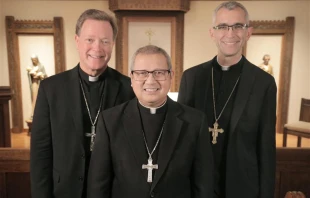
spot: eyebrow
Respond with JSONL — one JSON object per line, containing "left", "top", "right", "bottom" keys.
{"left": 216, "top": 22, "right": 245, "bottom": 26}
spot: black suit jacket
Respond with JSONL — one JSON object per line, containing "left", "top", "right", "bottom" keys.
{"left": 178, "top": 57, "right": 277, "bottom": 198}
{"left": 30, "top": 65, "right": 135, "bottom": 198}
{"left": 87, "top": 97, "right": 214, "bottom": 198}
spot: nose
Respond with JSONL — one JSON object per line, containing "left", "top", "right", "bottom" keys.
{"left": 92, "top": 40, "right": 102, "bottom": 50}
{"left": 227, "top": 26, "right": 234, "bottom": 31}
{"left": 145, "top": 72, "right": 156, "bottom": 83}
{"left": 225, "top": 27, "right": 236, "bottom": 36}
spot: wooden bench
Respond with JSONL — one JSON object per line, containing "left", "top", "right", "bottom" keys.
{"left": 276, "top": 148, "right": 310, "bottom": 198}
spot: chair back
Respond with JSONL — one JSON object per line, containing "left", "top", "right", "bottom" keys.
{"left": 300, "top": 98, "right": 310, "bottom": 122}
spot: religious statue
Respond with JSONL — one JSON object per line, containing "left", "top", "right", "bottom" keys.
{"left": 258, "top": 54, "right": 274, "bottom": 76}
{"left": 26, "top": 54, "right": 47, "bottom": 119}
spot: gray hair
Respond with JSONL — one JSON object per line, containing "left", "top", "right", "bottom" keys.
{"left": 212, "top": 1, "right": 250, "bottom": 25}
{"left": 75, "top": 9, "right": 118, "bottom": 41}
{"left": 130, "top": 45, "right": 172, "bottom": 71}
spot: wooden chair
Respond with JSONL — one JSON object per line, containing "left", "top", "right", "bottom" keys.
{"left": 284, "top": 191, "right": 306, "bottom": 198}
{"left": 283, "top": 98, "right": 310, "bottom": 147}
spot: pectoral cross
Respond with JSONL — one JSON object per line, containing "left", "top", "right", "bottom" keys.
{"left": 209, "top": 122, "right": 224, "bottom": 144}
{"left": 142, "top": 157, "right": 158, "bottom": 183}
{"left": 85, "top": 126, "right": 96, "bottom": 151}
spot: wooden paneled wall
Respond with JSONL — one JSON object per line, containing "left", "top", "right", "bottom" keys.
{"left": 0, "top": 149, "right": 30, "bottom": 198}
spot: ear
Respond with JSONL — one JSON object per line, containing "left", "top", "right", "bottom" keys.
{"left": 74, "top": 34, "right": 79, "bottom": 49}
{"left": 130, "top": 72, "right": 134, "bottom": 84}
{"left": 245, "top": 26, "right": 253, "bottom": 41}
{"left": 170, "top": 70, "right": 174, "bottom": 79}
{"left": 209, "top": 27, "right": 215, "bottom": 41}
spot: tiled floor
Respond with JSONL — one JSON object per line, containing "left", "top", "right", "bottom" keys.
{"left": 10, "top": 131, "right": 310, "bottom": 148}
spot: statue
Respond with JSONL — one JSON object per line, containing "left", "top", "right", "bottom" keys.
{"left": 258, "top": 54, "right": 273, "bottom": 76}
{"left": 26, "top": 54, "right": 47, "bottom": 119}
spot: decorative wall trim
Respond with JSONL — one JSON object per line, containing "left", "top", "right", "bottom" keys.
{"left": 5, "top": 16, "right": 66, "bottom": 133}
{"left": 243, "top": 17, "right": 295, "bottom": 133}
{"left": 109, "top": 0, "right": 190, "bottom": 11}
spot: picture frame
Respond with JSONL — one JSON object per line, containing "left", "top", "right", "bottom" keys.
{"left": 243, "top": 17, "right": 295, "bottom": 133}
{"left": 5, "top": 16, "right": 66, "bottom": 133}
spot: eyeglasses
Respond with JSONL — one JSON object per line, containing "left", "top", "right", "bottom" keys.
{"left": 213, "top": 24, "right": 249, "bottom": 32}
{"left": 131, "top": 70, "right": 171, "bottom": 81}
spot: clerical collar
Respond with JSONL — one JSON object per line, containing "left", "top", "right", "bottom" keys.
{"left": 78, "top": 65, "right": 106, "bottom": 83}
{"left": 138, "top": 100, "right": 167, "bottom": 114}
{"left": 213, "top": 56, "right": 243, "bottom": 74}
{"left": 89, "top": 75, "right": 99, "bottom": 82}
{"left": 216, "top": 56, "right": 242, "bottom": 71}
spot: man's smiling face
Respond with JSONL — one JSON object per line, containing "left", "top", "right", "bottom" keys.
{"left": 75, "top": 19, "right": 114, "bottom": 75}
{"left": 210, "top": 7, "right": 252, "bottom": 59}
{"left": 130, "top": 53, "right": 172, "bottom": 108}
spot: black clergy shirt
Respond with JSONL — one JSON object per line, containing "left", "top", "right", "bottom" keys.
{"left": 78, "top": 66, "right": 106, "bottom": 198}
{"left": 137, "top": 100, "right": 167, "bottom": 184}
{"left": 206, "top": 56, "right": 243, "bottom": 198}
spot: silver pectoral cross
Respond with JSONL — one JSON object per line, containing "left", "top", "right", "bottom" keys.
{"left": 142, "top": 157, "right": 158, "bottom": 183}
{"left": 85, "top": 125, "right": 96, "bottom": 151}
{"left": 209, "top": 121, "right": 224, "bottom": 144}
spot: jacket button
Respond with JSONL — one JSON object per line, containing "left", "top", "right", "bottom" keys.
{"left": 150, "top": 192, "right": 155, "bottom": 197}
{"left": 81, "top": 154, "right": 85, "bottom": 158}
{"left": 78, "top": 176, "right": 84, "bottom": 181}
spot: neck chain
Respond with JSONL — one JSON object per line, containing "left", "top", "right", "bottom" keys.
{"left": 209, "top": 67, "right": 240, "bottom": 144}
{"left": 142, "top": 121, "right": 165, "bottom": 161}
{"left": 79, "top": 79, "right": 104, "bottom": 151}
{"left": 140, "top": 110, "right": 167, "bottom": 183}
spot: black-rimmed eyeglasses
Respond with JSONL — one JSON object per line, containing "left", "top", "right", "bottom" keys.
{"left": 131, "top": 70, "right": 171, "bottom": 81}
{"left": 213, "top": 24, "right": 249, "bottom": 32}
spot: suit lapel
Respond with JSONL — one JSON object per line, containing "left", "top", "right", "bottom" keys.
{"left": 122, "top": 99, "right": 149, "bottom": 182}
{"left": 197, "top": 62, "right": 212, "bottom": 112}
{"left": 65, "top": 66, "right": 84, "bottom": 139}
{"left": 102, "top": 67, "right": 120, "bottom": 109}
{"left": 229, "top": 59, "right": 256, "bottom": 137}
{"left": 151, "top": 98, "right": 183, "bottom": 190}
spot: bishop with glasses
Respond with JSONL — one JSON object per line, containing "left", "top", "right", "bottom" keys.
{"left": 88, "top": 45, "right": 214, "bottom": 198}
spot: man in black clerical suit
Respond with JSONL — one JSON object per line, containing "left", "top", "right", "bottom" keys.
{"left": 178, "top": 1, "right": 277, "bottom": 198}
{"left": 30, "top": 9, "right": 135, "bottom": 198}
{"left": 87, "top": 45, "right": 214, "bottom": 198}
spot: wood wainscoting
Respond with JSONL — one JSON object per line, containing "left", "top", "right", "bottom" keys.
{"left": 0, "top": 148, "right": 30, "bottom": 198}
{"left": 0, "top": 148, "right": 309, "bottom": 198}
{"left": 275, "top": 148, "right": 310, "bottom": 198}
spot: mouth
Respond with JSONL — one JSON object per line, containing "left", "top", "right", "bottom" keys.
{"left": 144, "top": 88, "right": 160, "bottom": 92}
{"left": 88, "top": 54, "right": 104, "bottom": 59}
{"left": 223, "top": 41, "right": 239, "bottom": 45}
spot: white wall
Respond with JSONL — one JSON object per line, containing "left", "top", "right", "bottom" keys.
{"left": 0, "top": 0, "right": 8, "bottom": 86}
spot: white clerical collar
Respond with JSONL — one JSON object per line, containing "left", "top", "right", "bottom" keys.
{"left": 138, "top": 99, "right": 167, "bottom": 114}
{"left": 217, "top": 56, "right": 242, "bottom": 71}
{"left": 89, "top": 75, "right": 99, "bottom": 82}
